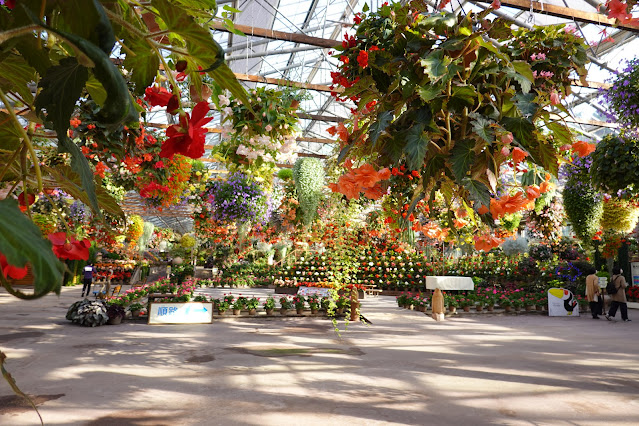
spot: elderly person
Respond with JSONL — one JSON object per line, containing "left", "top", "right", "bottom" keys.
{"left": 585, "top": 267, "right": 601, "bottom": 319}
{"left": 607, "top": 266, "right": 631, "bottom": 322}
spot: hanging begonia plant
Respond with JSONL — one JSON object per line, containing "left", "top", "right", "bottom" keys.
{"left": 0, "top": 0, "right": 249, "bottom": 301}
{"left": 293, "top": 158, "right": 325, "bottom": 227}
{"left": 326, "top": 2, "right": 588, "bottom": 250}
{"left": 561, "top": 156, "right": 603, "bottom": 243}
{"left": 590, "top": 133, "right": 639, "bottom": 197}
{"left": 212, "top": 87, "right": 305, "bottom": 184}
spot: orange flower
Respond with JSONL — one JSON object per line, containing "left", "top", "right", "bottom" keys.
{"left": 353, "top": 164, "right": 382, "bottom": 188}
{"left": 477, "top": 204, "right": 489, "bottom": 215}
{"left": 474, "top": 234, "right": 504, "bottom": 251}
{"left": 490, "top": 192, "right": 529, "bottom": 219}
{"left": 525, "top": 185, "right": 541, "bottom": 200}
{"left": 571, "top": 140, "right": 596, "bottom": 157}
{"left": 362, "top": 183, "right": 384, "bottom": 200}
{"left": 512, "top": 147, "right": 528, "bottom": 165}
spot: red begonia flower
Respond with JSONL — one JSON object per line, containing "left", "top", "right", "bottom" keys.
{"left": 48, "top": 232, "right": 90, "bottom": 261}
{"left": 160, "top": 102, "right": 212, "bottom": 159}
{"left": 0, "top": 254, "right": 28, "bottom": 280}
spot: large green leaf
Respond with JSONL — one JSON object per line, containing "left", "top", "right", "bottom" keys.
{"left": 57, "top": 135, "right": 100, "bottom": 216}
{"left": 28, "top": 9, "right": 139, "bottom": 128}
{"left": 34, "top": 57, "right": 88, "bottom": 131}
{"left": 417, "top": 85, "right": 442, "bottom": 103}
{"left": 512, "top": 61, "right": 534, "bottom": 84}
{"left": 502, "top": 116, "right": 535, "bottom": 147}
{"left": 0, "top": 54, "right": 36, "bottom": 103}
{"left": 14, "top": 35, "right": 52, "bottom": 75}
{"left": 450, "top": 139, "right": 475, "bottom": 183}
{"left": 85, "top": 74, "right": 107, "bottom": 107}
{"left": 463, "top": 178, "right": 491, "bottom": 209}
{"left": 0, "top": 112, "right": 23, "bottom": 151}
{"left": 123, "top": 36, "right": 160, "bottom": 95}
{"left": 544, "top": 119, "right": 573, "bottom": 147}
{"left": 369, "top": 110, "right": 393, "bottom": 146}
{"left": 421, "top": 50, "right": 450, "bottom": 81}
{"left": 449, "top": 85, "right": 477, "bottom": 113}
{"left": 505, "top": 67, "right": 532, "bottom": 94}
{"left": 403, "top": 124, "right": 428, "bottom": 171}
{"left": 44, "top": 165, "right": 124, "bottom": 220}
{"left": 57, "top": 0, "right": 115, "bottom": 54}
{"left": 527, "top": 140, "right": 559, "bottom": 176}
{"left": 513, "top": 92, "right": 538, "bottom": 120}
{"left": 470, "top": 113, "right": 494, "bottom": 144}
{"left": 0, "top": 198, "right": 64, "bottom": 298}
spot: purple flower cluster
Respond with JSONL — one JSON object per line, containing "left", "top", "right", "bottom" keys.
{"left": 600, "top": 58, "right": 639, "bottom": 132}
{"left": 208, "top": 172, "right": 268, "bottom": 224}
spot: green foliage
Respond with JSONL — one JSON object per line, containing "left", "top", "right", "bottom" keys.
{"left": 293, "top": 158, "right": 325, "bottom": 227}
{"left": 590, "top": 133, "right": 639, "bottom": 196}
{"left": 501, "top": 213, "right": 522, "bottom": 233}
{"left": 277, "top": 168, "right": 293, "bottom": 180}
{"left": 562, "top": 158, "right": 603, "bottom": 243}
{"left": 0, "top": 199, "right": 64, "bottom": 299}
{"left": 600, "top": 198, "right": 639, "bottom": 233}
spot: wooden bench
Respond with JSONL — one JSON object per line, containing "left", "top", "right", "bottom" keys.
{"left": 364, "top": 285, "right": 382, "bottom": 297}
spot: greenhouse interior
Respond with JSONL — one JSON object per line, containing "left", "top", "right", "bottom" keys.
{"left": 2, "top": 0, "right": 639, "bottom": 424}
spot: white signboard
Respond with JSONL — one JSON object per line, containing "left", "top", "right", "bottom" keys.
{"left": 148, "top": 302, "right": 213, "bottom": 324}
{"left": 631, "top": 262, "right": 639, "bottom": 286}
{"left": 297, "top": 286, "right": 331, "bottom": 297}
{"left": 425, "top": 276, "right": 474, "bottom": 290}
{"left": 548, "top": 288, "right": 580, "bottom": 317}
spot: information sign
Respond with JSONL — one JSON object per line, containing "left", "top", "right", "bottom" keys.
{"left": 297, "top": 286, "right": 331, "bottom": 297}
{"left": 548, "top": 288, "right": 580, "bottom": 317}
{"left": 148, "top": 302, "right": 213, "bottom": 324}
{"left": 631, "top": 262, "right": 639, "bottom": 286}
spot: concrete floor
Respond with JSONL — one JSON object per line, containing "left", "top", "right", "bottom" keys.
{"left": 1, "top": 286, "right": 639, "bottom": 426}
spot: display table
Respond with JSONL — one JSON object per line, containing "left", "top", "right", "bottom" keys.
{"left": 425, "top": 276, "right": 474, "bottom": 290}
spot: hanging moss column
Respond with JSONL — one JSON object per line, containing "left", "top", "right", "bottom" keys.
{"left": 293, "top": 158, "right": 325, "bottom": 227}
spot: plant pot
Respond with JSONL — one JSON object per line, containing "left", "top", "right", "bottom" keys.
{"left": 504, "top": 306, "right": 512, "bottom": 313}
{"left": 448, "top": 306, "right": 457, "bottom": 314}
{"left": 248, "top": 309, "right": 257, "bottom": 316}
{"left": 131, "top": 310, "right": 141, "bottom": 318}
{"left": 266, "top": 309, "right": 274, "bottom": 316}
{"left": 419, "top": 306, "right": 426, "bottom": 312}
{"left": 463, "top": 306, "right": 471, "bottom": 312}
{"left": 218, "top": 309, "right": 226, "bottom": 316}
{"left": 487, "top": 305, "right": 494, "bottom": 312}
{"left": 107, "top": 315, "right": 122, "bottom": 325}
{"left": 280, "top": 308, "right": 288, "bottom": 316}
{"left": 525, "top": 305, "right": 532, "bottom": 312}
{"left": 311, "top": 308, "right": 319, "bottom": 314}
{"left": 335, "top": 308, "right": 344, "bottom": 315}
{"left": 535, "top": 305, "right": 543, "bottom": 311}
{"left": 233, "top": 309, "right": 241, "bottom": 316}
{"left": 476, "top": 306, "right": 483, "bottom": 312}
{"left": 296, "top": 308, "right": 304, "bottom": 315}
{"left": 580, "top": 305, "right": 588, "bottom": 313}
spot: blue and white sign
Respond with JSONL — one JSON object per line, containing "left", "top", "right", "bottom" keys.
{"left": 148, "top": 302, "right": 213, "bottom": 324}
{"left": 297, "top": 286, "right": 331, "bottom": 297}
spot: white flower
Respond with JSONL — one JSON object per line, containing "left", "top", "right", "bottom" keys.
{"left": 223, "top": 107, "right": 233, "bottom": 117}
{"left": 265, "top": 124, "right": 273, "bottom": 132}
{"left": 218, "top": 94, "right": 230, "bottom": 107}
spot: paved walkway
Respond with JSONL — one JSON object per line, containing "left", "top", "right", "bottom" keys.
{"left": 1, "top": 285, "right": 639, "bottom": 425}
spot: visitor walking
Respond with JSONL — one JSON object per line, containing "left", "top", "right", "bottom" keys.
{"left": 82, "top": 263, "right": 96, "bottom": 298}
{"left": 606, "top": 267, "right": 631, "bottom": 322}
{"left": 585, "top": 267, "right": 601, "bottom": 319}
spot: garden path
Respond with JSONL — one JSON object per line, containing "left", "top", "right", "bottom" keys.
{"left": 1, "top": 286, "right": 638, "bottom": 425}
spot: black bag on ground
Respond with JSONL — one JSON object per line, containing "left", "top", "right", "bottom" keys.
{"left": 606, "top": 277, "right": 619, "bottom": 295}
